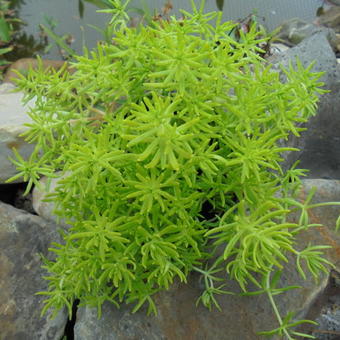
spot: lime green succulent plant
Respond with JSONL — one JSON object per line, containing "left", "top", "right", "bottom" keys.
{"left": 8, "top": 1, "right": 339, "bottom": 338}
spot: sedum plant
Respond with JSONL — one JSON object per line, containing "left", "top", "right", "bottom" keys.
{"left": 8, "top": 1, "right": 340, "bottom": 338}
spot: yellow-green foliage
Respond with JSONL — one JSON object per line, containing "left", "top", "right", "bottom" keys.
{"left": 9, "top": 1, "right": 335, "bottom": 338}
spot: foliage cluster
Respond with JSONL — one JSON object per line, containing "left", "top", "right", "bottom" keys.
{"left": 9, "top": 1, "right": 339, "bottom": 338}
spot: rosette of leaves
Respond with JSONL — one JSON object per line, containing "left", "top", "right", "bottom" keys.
{"left": 9, "top": 1, "right": 338, "bottom": 338}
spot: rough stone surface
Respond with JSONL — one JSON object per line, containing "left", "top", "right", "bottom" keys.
{"left": 0, "top": 201, "right": 68, "bottom": 340}
{"left": 285, "top": 83, "right": 340, "bottom": 179}
{"left": 74, "top": 271, "right": 326, "bottom": 340}
{"left": 314, "top": 309, "right": 340, "bottom": 340}
{"left": 0, "top": 83, "right": 36, "bottom": 184}
{"left": 300, "top": 269, "right": 340, "bottom": 339}
{"left": 268, "top": 42, "right": 290, "bottom": 59}
{"left": 272, "top": 31, "right": 339, "bottom": 85}
{"left": 276, "top": 18, "right": 340, "bottom": 51}
{"left": 32, "top": 176, "right": 60, "bottom": 224}
{"left": 73, "top": 180, "right": 340, "bottom": 340}
{"left": 294, "top": 179, "right": 340, "bottom": 338}
{"left": 318, "top": 6, "right": 340, "bottom": 34}
{"left": 273, "top": 32, "right": 340, "bottom": 177}
{"left": 294, "top": 179, "right": 340, "bottom": 271}
{"left": 32, "top": 173, "right": 71, "bottom": 226}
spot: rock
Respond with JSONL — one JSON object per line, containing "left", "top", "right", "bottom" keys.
{"left": 0, "top": 83, "right": 36, "bottom": 183}
{"left": 272, "top": 31, "right": 339, "bottom": 85}
{"left": 292, "top": 179, "right": 340, "bottom": 338}
{"left": 32, "top": 173, "right": 70, "bottom": 226}
{"left": 268, "top": 42, "right": 290, "bottom": 59}
{"left": 285, "top": 82, "right": 340, "bottom": 179}
{"left": 74, "top": 271, "right": 326, "bottom": 340}
{"left": 326, "top": 0, "right": 340, "bottom": 6}
{"left": 32, "top": 176, "right": 59, "bottom": 224}
{"left": 272, "top": 32, "right": 340, "bottom": 175}
{"left": 73, "top": 180, "right": 340, "bottom": 340}
{"left": 300, "top": 269, "right": 340, "bottom": 339}
{"left": 0, "top": 201, "right": 68, "bottom": 339}
{"left": 275, "top": 18, "right": 340, "bottom": 52}
{"left": 313, "top": 308, "right": 340, "bottom": 340}
{"left": 318, "top": 6, "right": 340, "bottom": 34}
{"left": 294, "top": 179, "right": 340, "bottom": 271}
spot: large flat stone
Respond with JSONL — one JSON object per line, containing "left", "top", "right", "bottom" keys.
{"left": 0, "top": 202, "right": 68, "bottom": 339}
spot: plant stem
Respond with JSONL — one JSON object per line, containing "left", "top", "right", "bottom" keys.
{"left": 308, "top": 202, "right": 340, "bottom": 209}
{"left": 265, "top": 271, "right": 293, "bottom": 340}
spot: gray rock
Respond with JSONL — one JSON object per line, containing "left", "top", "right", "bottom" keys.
{"left": 313, "top": 309, "right": 340, "bottom": 340}
{"left": 0, "top": 83, "right": 36, "bottom": 184}
{"left": 293, "top": 179, "right": 340, "bottom": 271}
{"left": 32, "top": 173, "right": 71, "bottom": 226}
{"left": 285, "top": 82, "right": 340, "bottom": 179}
{"left": 272, "top": 32, "right": 340, "bottom": 176}
{"left": 318, "top": 6, "right": 340, "bottom": 34}
{"left": 0, "top": 201, "right": 68, "bottom": 339}
{"left": 326, "top": 0, "right": 340, "bottom": 6}
{"left": 272, "top": 31, "right": 339, "bottom": 85}
{"left": 268, "top": 43, "right": 290, "bottom": 59}
{"left": 73, "top": 180, "right": 340, "bottom": 340}
{"left": 301, "top": 269, "right": 340, "bottom": 339}
{"left": 276, "top": 18, "right": 340, "bottom": 51}
{"left": 74, "top": 272, "right": 326, "bottom": 340}
{"left": 32, "top": 175, "right": 60, "bottom": 224}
